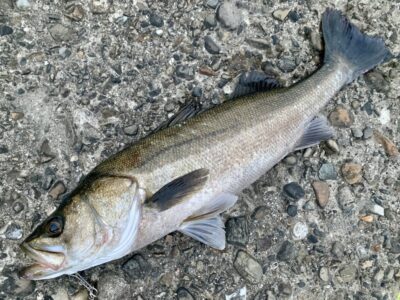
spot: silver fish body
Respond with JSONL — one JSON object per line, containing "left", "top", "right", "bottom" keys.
{"left": 19, "top": 9, "right": 391, "bottom": 280}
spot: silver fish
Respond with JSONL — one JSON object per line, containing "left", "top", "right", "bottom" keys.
{"left": 20, "top": 9, "right": 390, "bottom": 280}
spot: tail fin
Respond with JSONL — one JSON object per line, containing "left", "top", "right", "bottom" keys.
{"left": 322, "top": 9, "right": 391, "bottom": 82}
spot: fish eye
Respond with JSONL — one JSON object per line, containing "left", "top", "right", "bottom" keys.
{"left": 46, "top": 216, "right": 63, "bottom": 237}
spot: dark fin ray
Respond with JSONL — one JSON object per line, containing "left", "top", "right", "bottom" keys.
{"left": 229, "top": 71, "right": 280, "bottom": 99}
{"left": 322, "top": 9, "right": 391, "bottom": 82}
{"left": 147, "top": 169, "right": 209, "bottom": 211}
{"left": 156, "top": 101, "right": 203, "bottom": 131}
{"left": 179, "top": 192, "right": 238, "bottom": 249}
{"left": 295, "top": 116, "right": 334, "bottom": 151}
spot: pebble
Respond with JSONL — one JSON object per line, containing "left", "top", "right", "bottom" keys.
{"left": 164, "top": 103, "right": 175, "bottom": 112}
{"left": 59, "top": 47, "right": 71, "bottom": 59}
{"left": 307, "top": 234, "right": 318, "bottom": 244}
{"left": 309, "top": 31, "right": 323, "bottom": 51}
{"left": 204, "top": 36, "right": 221, "bottom": 54}
{"left": 192, "top": 86, "right": 202, "bottom": 97}
{"left": 226, "top": 287, "right": 246, "bottom": 300}
{"left": 362, "top": 127, "right": 373, "bottom": 139}
{"left": 123, "top": 124, "right": 138, "bottom": 136}
{"left": 176, "top": 287, "right": 194, "bottom": 300}
{"left": 367, "top": 203, "right": 385, "bottom": 217}
{"left": 48, "top": 181, "right": 66, "bottom": 199}
{"left": 337, "top": 186, "right": 355, "bottom": 213}
{"left": 373, "top": 130, "right": 399, "bottom": 158}
{"left": 204, "top": 14, "right": 217, "bottom": 28}
{"left": 0, "top": 25, "right": 13, "bottom": 36}
{"left": 65, "top": 4, "right": 85, "bottom": 21}
{"left": 12, "top": 201, "right": 24, "bottom": 214}
{"left": 10, "top": 112, "right": 24, "bottom": 121}
{"left": 122, "top": 254, "right": 150, "bottom": 278}
{"left": 374, "top": 268, "right": 385, "bottom": 282}
{"left": 245, "top": 38, "right": 271, "bottom": 50}
{"left": 351, "top": 128, "right": 363, "bottom": 139}
{"left": 278, "top": 283, "right": 292, "bottom": 296}
{"left": 91, "top": 0, "right": 110, "bottom": 14}
{"left": 312, "top": 181, "right": 330, "bottom": 208}
{"left": 206, "top": 0, "right": 219, "bottom": 9}
{"left": 360, "top": 215, "right": 374, "bottom": 223}
{"left": 149, "top": 13, "right": 164, "bottom": 27}
{"left": 277, "top": 241, "right": 297, "bottom": 261}
{"left": 175, "top": 65, "right": 195, "bottom": 80}
{"left": 331, "top": 242, "right": 344, "bottom": 258}
{"left": 252, "top": 206, "right": 268, "bottom": 221}
{"left": 0, "top": 145, "right": 8, "bottom": 154}
{"left": 365, "top": 70, "right": 389, "bottom": 93}
{"left": 288, "top": 10, "right": 300, "bottom": 22}
{"left": 338, "top": 265, "right": 357, "bottom": 283}
{"left": 272, "top": 8, "right": 290, "bottom": 21}
{"left": 233, "top": 251, "right": 263, "bottom": 283}
{"left": 284, "top": 155, "right": 297, "bottom": 165}
{"left": 351, "top": 100, "right": 360, "bottom": 110}
{"left": 226, "top": 216, "right": 249, "bottom": 247}
{"left": 319, "top": 267, "right": 329, "bottom": 282}
{"left": 329, "top": 106, "right": 353, "bottom": 127}
{"left": 48, "top": 24, "right": 74, "bottom": 42}
{"left": 16, "top": 0, "right": 30, "bottom": 8}
{"left": 286, "top": 205, "right": 297, "bottom": 217}
{"left": 318, "top": 163, "right": 337, "bottom": 180}
{"left": 277, "top": 56, "right": 297, "bottom": 73}
{"left": 292, "top": 222, "right": 308, "bottom": 240}
{"left": 5, "top": 223, "right": 23, "bottom": 240}
{"left": 341, "top": 163, "right": 363, "bottom": 184}
{"left": 217, "top": 2, "right": 242, "bottom": 30}
{"left": 283, "top": 182, "right": 305, "bottom": 201}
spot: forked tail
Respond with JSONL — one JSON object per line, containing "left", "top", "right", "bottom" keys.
{"left": 322, "top": 9, "right": 391, "bottom": 83}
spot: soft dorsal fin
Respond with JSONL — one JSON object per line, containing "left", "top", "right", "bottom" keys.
{"left": 146, "top": 169, "right": 209, "bottom": 211}
{"left": 295, "top": 116, "right": 334, "bottom": 151}
{"left": 229, "top": 71, "right": 280, "bottom": 99}
{"left": 156, "top": 101, "right": 203, "bottom": 131}
{"left": 178, "top": 192, "right": 238, "bottom": 250}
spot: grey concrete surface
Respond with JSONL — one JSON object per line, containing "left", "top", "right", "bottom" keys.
{"left": 0, "top": 0, "right": 399, "bottom": 299}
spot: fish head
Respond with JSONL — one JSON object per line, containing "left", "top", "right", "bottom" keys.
{"left": 20, "top": 175, "right": 143, "bottom": 280}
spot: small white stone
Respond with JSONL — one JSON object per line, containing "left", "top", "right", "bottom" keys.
{"left": 16, "top": 0, "right": 30, "bottom": 8}
{"left": 226, "top": 286, "right": 246, "bottom": 300}
{"left": 369, "top": 204, "right": 385, "bottom": 217}
{"left": 379, "top": 107, "right": 390, "bottom": 125}
{"left": 292, "top": 222, "right": 308, "bottom": 240}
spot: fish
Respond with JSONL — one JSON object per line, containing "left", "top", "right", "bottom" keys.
{"left": 20, "top": 9, "right": 391, "bottom": 280}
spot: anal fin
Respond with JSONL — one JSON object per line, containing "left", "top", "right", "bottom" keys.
{"left": 178, "top": 192, "right": 238, "bottom": 250}
{"left": 295, "top": 116, "right": 334, "bottom": 151}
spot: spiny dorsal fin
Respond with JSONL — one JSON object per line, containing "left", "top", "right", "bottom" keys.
{"left": 229, "top": 70, "right": 280, "bottom": 99}
{"left": 156, "top": 101, "right": 203, "bottom": 131}
{"left": 147, "top": 169, "right": 209, "bottom": 211}
{"left": 295, "top": 116, "right": 334, "bottom": 151}
{"left": 178, "top": 192, "right": 238, "bottom": 250}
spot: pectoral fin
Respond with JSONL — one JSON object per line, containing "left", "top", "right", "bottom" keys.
{"left": 146, "top": 169, "right": 209, "bottom": 211}
{"left": 295, "top": 116, "right": 334, "bottom": 151}
{"left": 178, "top": 192, "right": 238, "bottom": 250}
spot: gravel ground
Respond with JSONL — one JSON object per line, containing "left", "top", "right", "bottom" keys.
{"left": 1, "top": 0, "right": 399, "bottom": 299}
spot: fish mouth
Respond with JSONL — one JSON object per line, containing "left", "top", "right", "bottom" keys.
{"left": 19, "top": 243, "right": 66, "bottom": 280}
